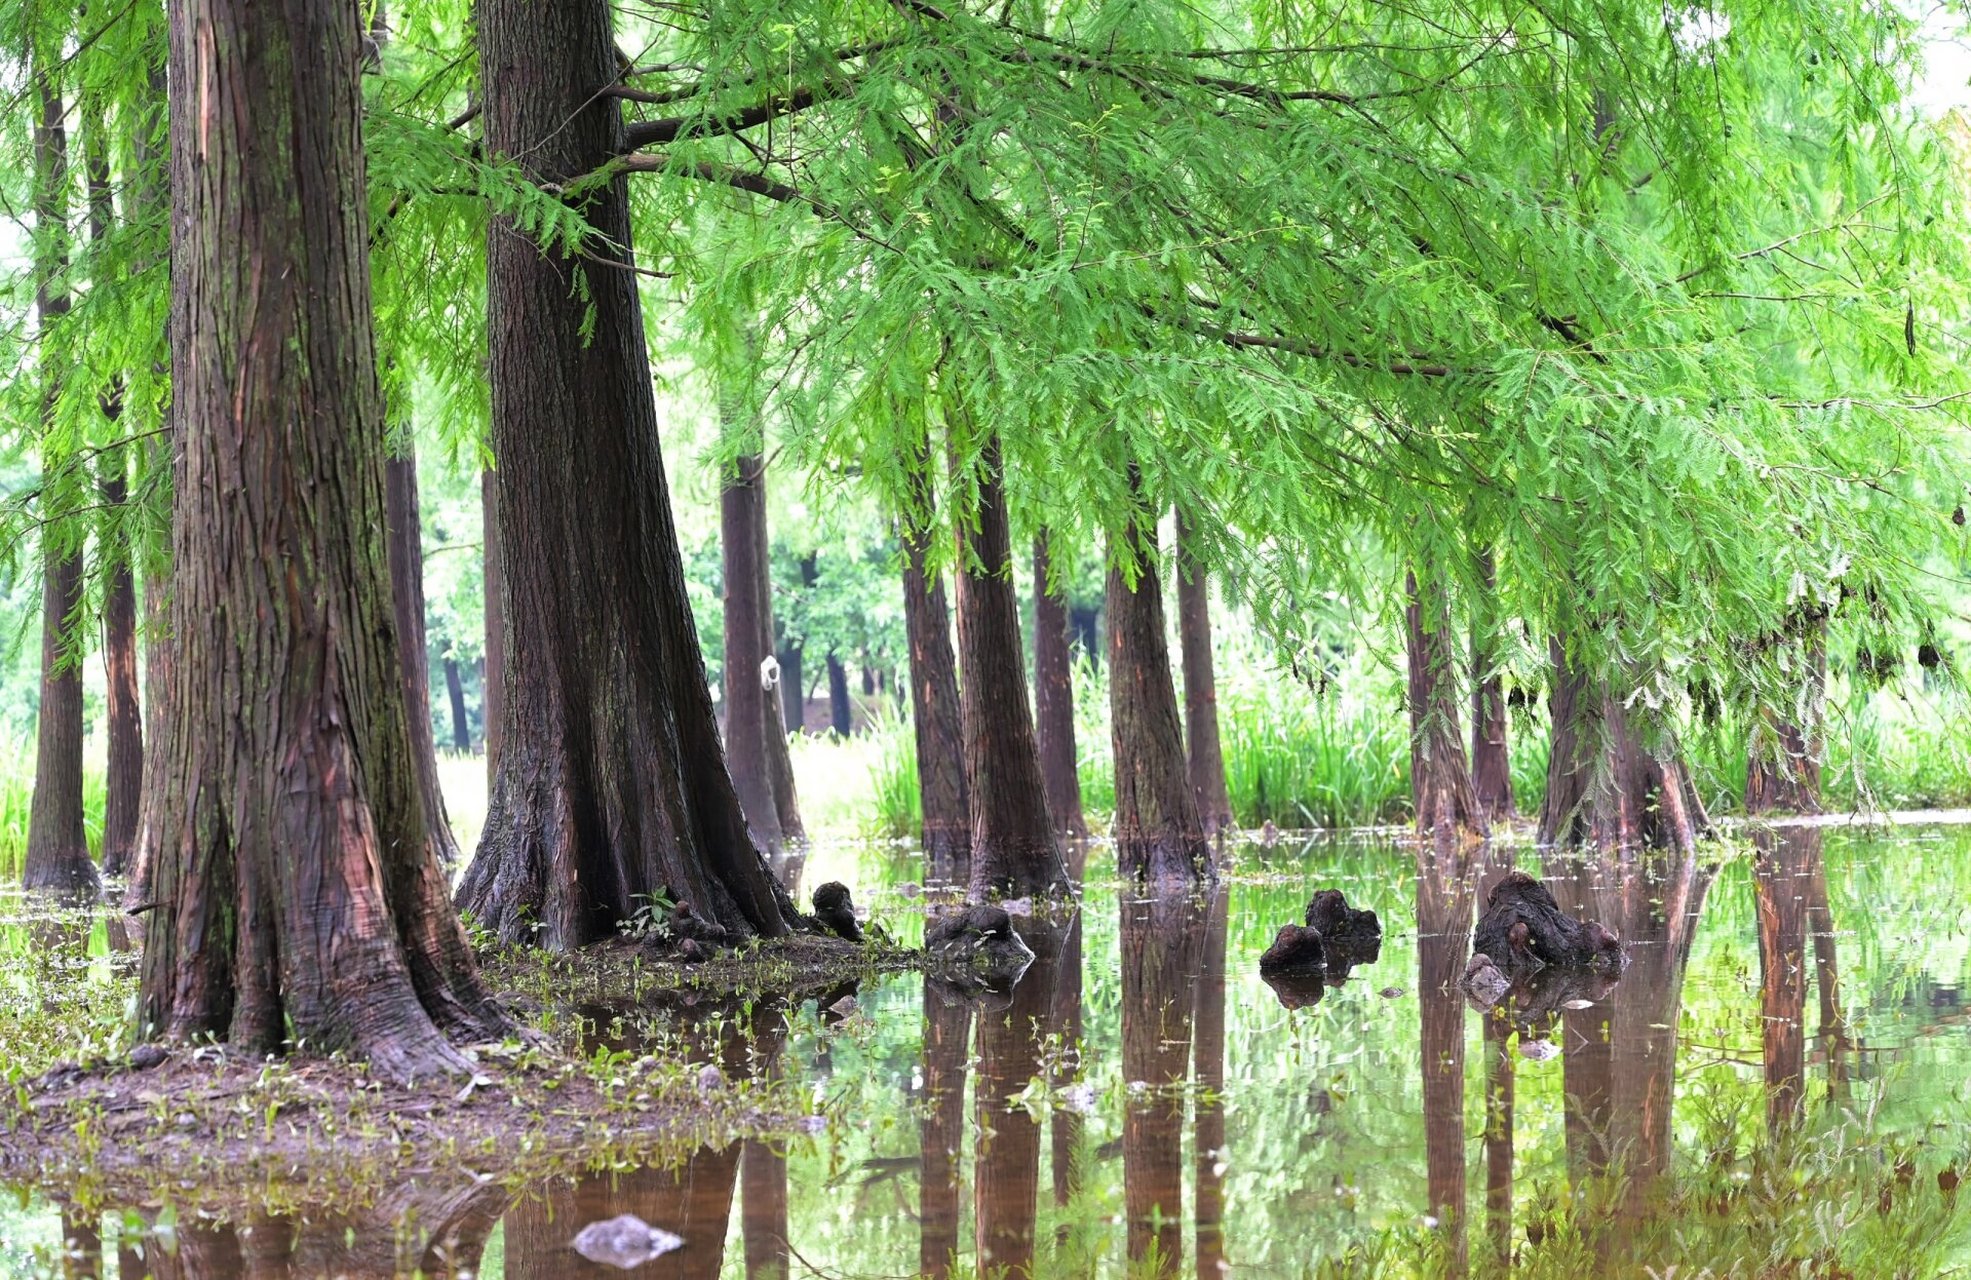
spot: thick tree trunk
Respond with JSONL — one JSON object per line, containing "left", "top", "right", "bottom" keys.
{"left": 482, "top": 467, "right": 504, "bottom": 780}
{"left": 1405, "top": 570, "right": 1487, "bottom": 854}
{"left": 1538, "top": 636, "right": 1710, "bottom": 852}
{"left": 754, "top": 484, "right": 803, "bottom": 844}
{"left": 722, "top": 451, "right": 785, "bottom": 852}
{"left": 1746, "top": 627, "right": 1824, "bottom": 816}
{"left": 901, "top": 457, "right": 970, "bottom": 881}
{"left": 86, "top": 106, "right": 144, "bottom": 883}
{"left": 23, "top": 66, "right": 97, "bottom": 900}
{"left": 135, "top": 0, "right": 502, "bottom": 1080}
{"left": 98, "top": 458, "right": 143, "bottom": 882}
{"left": 1468, "top": 550, "right": 1513, "bottom": 822}
{"left": 443, "top": 657, "right": 471, "bottom": 750}
{"left": 1754, "top": 825, "right": 1815, "bottom": 1135}
{"left": 826, "top": 652, "right": 853, "bottom": 736}
{"left": 1108, "top": 505, "right": 1211, "bottom": 887}
{"left": 1032, "top": 533, "right": 1087, "bottom": 839}
{"left": 457, "top": 0, "right": 798, "bottom": 948}
{"left": 387, "top": 453, "right": 460, "bottom": 867}
{"left": 1176, "top": 513, "right": 1232, "bottom": 833}
{"left": 958, "top": 434, "right": 1069, "bottom": 899}
{"left": 776, "top": 645, "right": 805, "bottom": 734}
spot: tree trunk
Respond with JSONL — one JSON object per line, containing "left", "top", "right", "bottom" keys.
{"left": 826, "top": 652, "right": 853, "bottom": 736}
{"left": 1176, "top": 513, "right": 1232, "bottom": 833}
{"left": 776, "top": 644, "right": 805, "bottom": 734}
{"left": 23, "top": 63, "right": 97, "bottom": 900}
{"left": 387, "top": 453, "right": 460, "bottom": 867}
{"left": 1107, "top": 503, "right": 1210, "bottom": 887}
{"left": 456, "top": 0, "right": 798, "bottom": 948}
{"left": 754, "top": 481, "right": 803, "bottom": 843}
{"left": 443, "top": 657, "right": 471, "bottom": 750}
{"left": 1745, "top": 625, "right": 1824, "bottom": 816}
{"left": 1405, "top": 569, "right": 1487, "bottom": 853}
{"left": 1032, "top": 533, "right": 1087, "bottom": 839}
{"left": 85, "top": 101, "right": 144, "bottom": 884}
{"left": 1753, "top": 826, "right": 1811, "bottom": 1135}
{"left": 722, "top": 450, "right": 785, "bottom": 852}
{"left": 901, "top": 454, "right": 970, "bottom": 882}
{"left": 135, "top": 0, "right": 502, "bottom": 1080}
{"left": 1468, "top": 549, "right": 1514, "bottom": 822}
{"left": 482, "top": 466, "right": 504, "bottom": 780}
{"left": 1538, "top": 635, "right": 1710, "bottom": 852}
{"left": 958, "top": 434, "right": 1069, "bottom": 899}
{"left": 98, "top": 455, "right": 144, "bottom": 882}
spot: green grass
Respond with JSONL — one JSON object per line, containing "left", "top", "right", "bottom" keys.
{"left": 0, "top": 731, "right": 108, "bottom": 881}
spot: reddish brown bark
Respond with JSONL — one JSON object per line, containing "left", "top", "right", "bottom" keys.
{"left": 387, "top": 452, "right": 460, "bottom": 867}
{"left": 957, "top": 434, "right": 1068, "bottom": 899}
{"left": 1538, "top": 636, "right": 1709, "bottom": 853}
{"left": 85, "top": 104, "right": 144, "bottom": 883}
{"left": 456, "top": 0, "right": 798, "bottom": 947}
{"left": 1746, "top": 628, "right": 1825, "bottom": 816}
{"left": 135, "top": 0, "right": 502, "bottom": 1079}
{"left": 756, "top": 492, "right": 803, "bottom": 843}
{"left": 1405, "top": 569, "right": 1487, "bottom": 855}
{"left": 1120, "top": 894, "right": 1203, "bottom": 1278}
{"left": 23, "top": 64, "right": 97, "bottom": 900}
{"left": 1468, "top": 550, "right": 1513, "bottom": 822}
{"left": 901, "top": 452, "right": 970, "bottom": 880}
{"left": 481, "top": 466, "right": 504, "bottom": 782}
{"left": 723, "top": 450, "right": 786, "bottom": 852}
{"left": 1031, "top": 533, "right": 1087, "bottom": 839}
{"left": 1107, "top": 504, "right": 1210, "bottom": 887}
{"left": 1176, "top": 512, "right": 1232, "bottom": 833}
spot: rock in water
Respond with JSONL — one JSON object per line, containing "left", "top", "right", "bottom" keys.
{"left": 571, "top": 1214, "right": 684, "bottom": 1269}
{"left": 1258, "top": 924, "right": 1326, "bottom": 976}
{"left": 812, "top": 881, "right": 864, "bottom": 942}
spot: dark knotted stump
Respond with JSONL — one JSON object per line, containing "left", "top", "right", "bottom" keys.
{"left": 1468, "top": 870, "right": 1623, "bottom": 981}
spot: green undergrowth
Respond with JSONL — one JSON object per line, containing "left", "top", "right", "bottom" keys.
{"left": 0, "top": 731, "right": 108, "bottom": 881}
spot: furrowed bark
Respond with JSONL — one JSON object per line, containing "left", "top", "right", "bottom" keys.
{"left": 957, "top": 433, "right": 1069, "bottom": 899}
{"left": 481, "top": 467, "right": 504, "bottom": 781}
{"left": 1468, "top": 549, "right": 1513, "bottom": 822}
{"left": 1176, "top": 512, "right": 1232, "bottom": 833}
{"left": 458, "top": 0, "right": 798, "bottom": 946}
{"left": 387, "top": 452, "right": 461, "bottom": 868}
{"left": 1538, "top": 636, "right": 1710, "bottom": 853}
{"left": 23, "top": 61, "right": 98, "bottom": 900}
{"left": 86, "top": 100, "right": 144, "bottom": 883}
{"left": 137, "top": 0, "right": 502, "bottom": 1080}
{"left": 443, "top": 657, "right": 471, "bottom": 750}
{"left": 1032, "top": 532, "right": 1088, "bottom": 838}
{"left": 1405, "top": 569, "right": 1486, "bottom": 853}
{"left": 1108, "top": 501, "right": 1211, "bottom": 887}
{"left": 722, "top": 449, "right": 785, "bottom": 852}
{"left": 901, "top": 449, "right": 970, "bottom": 881}
{"left": 1417, "top": 844, "right": 1474, "bottom": 1266}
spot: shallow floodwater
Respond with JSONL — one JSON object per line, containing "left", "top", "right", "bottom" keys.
{"left": 5, "top": 824, "right": 1969, "bottom": 1277}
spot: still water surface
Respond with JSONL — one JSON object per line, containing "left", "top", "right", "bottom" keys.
{"left": 5, "top": 824, "right": 1968, "bottom": 1277}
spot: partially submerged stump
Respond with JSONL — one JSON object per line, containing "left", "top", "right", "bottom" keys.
{"left": 1262, "top": 969, "right": 1328, "bottom": 1010}
{"left": 924, "top": 904, "right": 1035, "bottom": 996}
{"left": 1258, "top": 925, "right": 1326, "bottom": 976}
{"left": 1467, "top": 870, "right": 1624, "bottom": 983}
{"left": 1303, "top": 888, "right": 1382, "bottom": 977}
{"left": 811, "top": 882, "right": 863, "bottom": 942}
